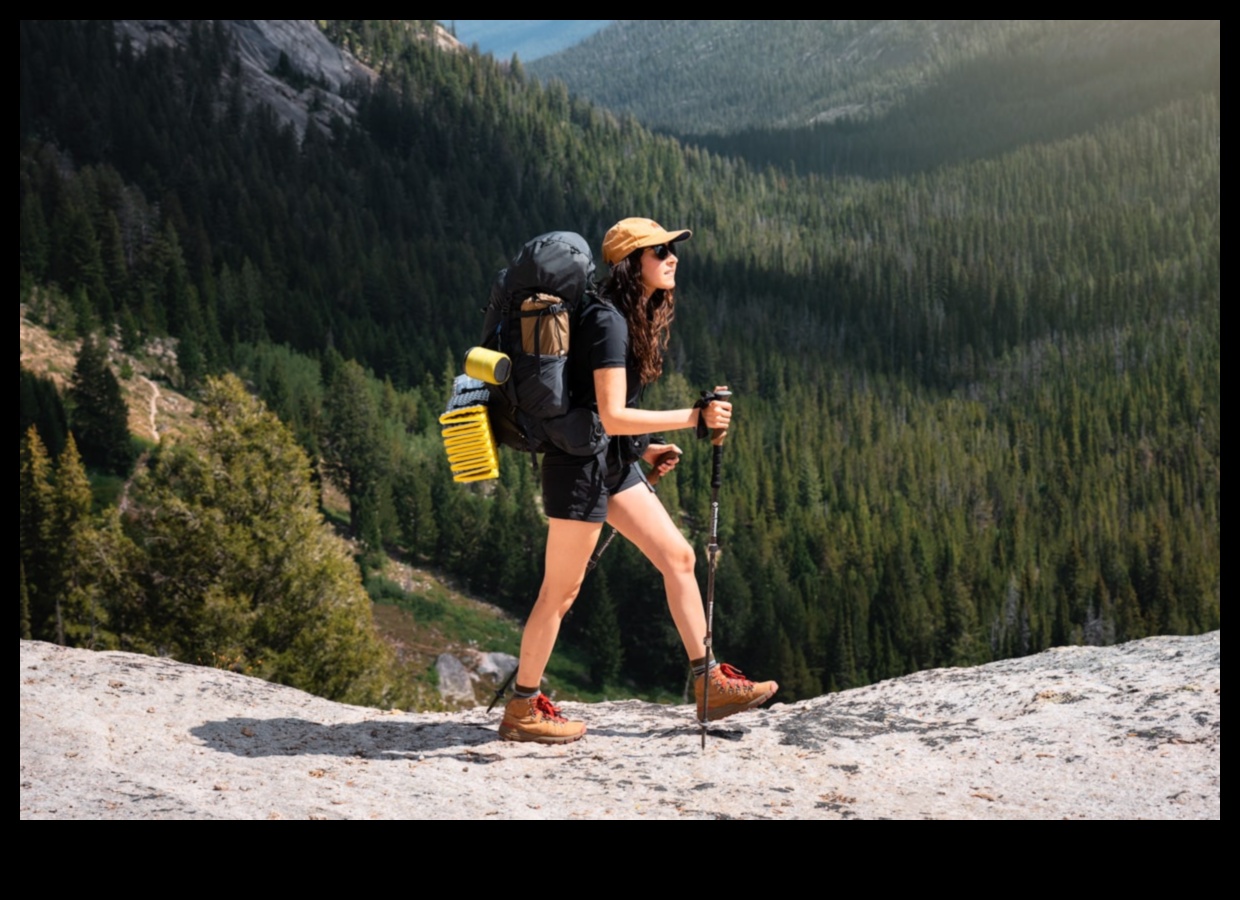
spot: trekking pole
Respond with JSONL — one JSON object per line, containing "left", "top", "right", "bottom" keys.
{"left": 487, "top": 448, "right": 679, "bottom": 712}
{"left": 699, "top": 390, "right": 731, "bottom": 750}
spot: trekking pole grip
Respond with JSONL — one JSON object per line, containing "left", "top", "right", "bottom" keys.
{"left": 645, "top": 449, "right": 680, "bottom": 488}
{"left": 696, "top": 389, "right": 732, "bottom": 444}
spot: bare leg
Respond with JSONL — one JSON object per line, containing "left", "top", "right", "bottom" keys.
{"left": 516, "top": 517, "right": 605, "bottom": 688}
{"left": 605, "top": 484, "right": 707, "bottom": 659}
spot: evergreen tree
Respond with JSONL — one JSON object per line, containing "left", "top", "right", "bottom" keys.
{"left": 19, "top": 426, "right": 54, "bottom": 640}
{"left": 20, "top": 365, "right": 69, "bottom": 459}
{"left": 127, "top": 374, "right": 399, "bottom": 705}
{"left": 51, "top": 435, "right": 97, "bottom": 646}
{"left": 321, "top": 359, "right": 388, "bottom": 549}
{"left": 582, "top": 567, "right": 623, "bottom": 689}
{"left": 20, "top": 562, "right": 32, "bottom": 641}
{"left": 68, "top": 335, "right": 133, "bottom": 474}
{"left": 393, "top": 457, "right": 437, "bottom": 559}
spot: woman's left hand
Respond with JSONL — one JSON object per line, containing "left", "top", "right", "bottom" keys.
{"left": 643, "top": 442, "right": 682, "bottom": 478}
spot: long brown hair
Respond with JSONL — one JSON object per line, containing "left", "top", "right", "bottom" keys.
{"left": 601, "top": 250, "right": 675, "bottom": 384}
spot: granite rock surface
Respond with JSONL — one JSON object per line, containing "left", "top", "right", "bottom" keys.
{"left": 19, "top": 633, "right": 1219, "bottom": 819}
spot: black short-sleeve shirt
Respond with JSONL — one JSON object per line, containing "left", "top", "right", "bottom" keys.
{"left": 541, "top": 293, "right": 649, "bottom": 521}
{"left": 568, "top": 293, "right": 642, "bottom": 412}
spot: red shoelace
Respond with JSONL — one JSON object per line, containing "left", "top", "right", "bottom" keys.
{"left": 715, "top": 663, "right": 754, "bottom": 687}
{"left": 532, "top": 694, "right": 567, "bottom": 721}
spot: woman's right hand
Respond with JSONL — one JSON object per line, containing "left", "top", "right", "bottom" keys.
{"left": 700, "top": 386, "right": 732, "bottom": 432}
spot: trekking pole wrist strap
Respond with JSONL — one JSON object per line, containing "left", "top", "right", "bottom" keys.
{"left": 693, "top": 396, "right": 713, "bottom": 440}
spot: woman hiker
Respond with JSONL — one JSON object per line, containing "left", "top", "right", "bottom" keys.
{"left": 500, "top": 218, "right": 778, "bottom": 743}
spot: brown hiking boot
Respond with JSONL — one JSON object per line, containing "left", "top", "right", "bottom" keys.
{"left": 695, "top": 663, "right": 778, "bottom": 722}
{"left": 499, "top": 693, "right": 586, "bottom": 744}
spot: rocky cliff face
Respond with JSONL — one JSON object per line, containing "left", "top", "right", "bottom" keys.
{"left": 112, "top": 20, "right": 458, "bottom": 137}
{"left": 19, "top": 632, "right": 1220, "bottom": 819}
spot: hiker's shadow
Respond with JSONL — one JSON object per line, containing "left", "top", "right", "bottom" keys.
{"left": 191, "top": 714, "right": 752, "bottom": 762}
{"left": 190, "top": 715, "right": 506, "bottom": 762}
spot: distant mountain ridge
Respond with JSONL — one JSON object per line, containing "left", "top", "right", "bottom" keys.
{"left": 530, "top": 20, "right": 1220, "bottom": 140}
{"left": 439, "top": 20, "right": 609, "bottom": 62}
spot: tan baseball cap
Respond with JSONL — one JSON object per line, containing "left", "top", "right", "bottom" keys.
{"left": 602, "top": 217, "right": 692, "bottom": 266}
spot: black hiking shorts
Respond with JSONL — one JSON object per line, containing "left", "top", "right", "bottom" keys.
{"left": 541, "top": 440, "right": 646, "bottom": 522}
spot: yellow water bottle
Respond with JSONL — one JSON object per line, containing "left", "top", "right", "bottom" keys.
{"left": 463, "top": 346, "right": 511, "bottom": 385}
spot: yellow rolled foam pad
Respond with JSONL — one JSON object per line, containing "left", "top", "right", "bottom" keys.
{"left": 439, "top": 405, "right": 499, "bottom": 483}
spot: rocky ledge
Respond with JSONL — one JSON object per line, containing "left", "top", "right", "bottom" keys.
{"left": 19, "top": 632, "right": 1219, "bottom": 819}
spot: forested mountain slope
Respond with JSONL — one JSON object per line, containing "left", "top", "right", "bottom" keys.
{"left": 19, "top": 20, "right": 1219, "bottom": 704}
{"left": 531, "top": 20, "right": 1216, "bottom": 133}
{"left": 531, "top": 20, "right": 1026, "bottom": 133}
{"left": 532, "top": 20, "right": 1220, "bottom": 178}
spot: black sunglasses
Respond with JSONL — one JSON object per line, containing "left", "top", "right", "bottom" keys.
{"left": 649, "top": 243, "right": 679, "bottom": 260}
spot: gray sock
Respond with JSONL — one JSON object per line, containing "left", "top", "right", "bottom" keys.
{"left": 691, "top": 657, "right": 718, "bottom": 678}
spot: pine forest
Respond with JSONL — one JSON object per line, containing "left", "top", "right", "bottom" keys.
{"left": 18, "top": 20, "right": 1220, "bottom": 705}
